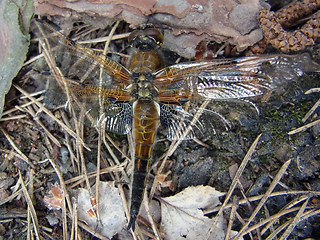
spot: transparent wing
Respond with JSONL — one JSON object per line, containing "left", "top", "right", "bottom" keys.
{"left": 32, "top": 19, "right": 133, "bottom": 134}
{"left": 156, "top": 53, "right": 320, "bottom": 140}
{"left": 102, "top": 103, "right": 133, "bottom": 134}
{"left": 159, "top": 101, "right": 234, "bottom": 140}
{"left": 155, "top": 53, "right": 320, "bottom": 102}
{"left": 32, "top": 19, "right": 132, "bottom": 87}
{"left": 159, "top": 103, "right": 199, "bottom": 140}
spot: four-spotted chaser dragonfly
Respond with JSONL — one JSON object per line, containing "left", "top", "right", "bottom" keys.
{"left": 33, "top": 19, "right": 319, "bottom": 231}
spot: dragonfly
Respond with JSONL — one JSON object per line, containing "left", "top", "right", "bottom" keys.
{"left": 33, "top": 19, "right": 320, "bottom": 231}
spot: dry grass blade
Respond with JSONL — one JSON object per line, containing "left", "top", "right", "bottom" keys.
{"left": 62, "top": 187, "right": 68, "bottom": 240}
{"left": 279, "top": 197, "right": 309, "bottom": 240}
{"left": 265, "top": 207, "right": 320, "bottom": 240}
{"left": 302, "top": 97, "right": 320, "bottom": 122}
{"left": 288, "top": 118, "right": 320, "bottom": 135}
{"left": 77, "top": 32, "right": 130, "bottom": 44}
{"left": 75, "top": 108, "right": 95, "bottom": 219}
{"left": 204, "top": 190, "right": 320, "bottom": 214}
{"left": 48, "top": 158, "right": 73, "bottom": 239}
{"left": 261, "top": 194, "right": 309, "bottom": 235}
{"left": 205, "top": 133, "right": 262, "bottom": 240}
{"left": 18, "top": 170, "right": 40, "bottom": 239}
{"left": 225, "top": 196, "right": 239, "bottom": 240}
{"left": 15, "top": 102, "right": 61, "bottom": 147}
{"left": 64, "top": 165, "right": 124, "bottom": 187}
{"left": 0, "top": 114, "right": 27, "bottom": 121}
{"left": 143, "top": 190, "right": 161, "bottom": 240}
{"left": 233, "top": 159, "right": 291, "bottom": 239}
{"left": 77, "top": 221, "right": 110, "bottom": 240}
{"left": 23, "top": 53, "right": 44, "bottom": 67}
{"left": 302, "top": 87, "right": 320, "bottom": 122}
{"left": 239, "top": 206, "right": 301, "bottom": 237}
{"left": 287, "top": 87, "right": 320, "bottom": 134}
{"left": 1, "top": 95, "right": 43, "bottom": 117}
{"left": 169, "top": 99, "right": 210, "bottom": 156}
{"left": 0, "top": 187, "right": 24, "bottom": 206}
{"left": 95, "top": 21, "right": 121, "bottom": 221}
{"left": 103, "top": 130, "right": 131, "bottom": 163}
{"left": 204, "top": 189, "right": 320, "bottom": 239}
{"left": 45, "top": 170, "right": 68, "bottom": 214}
{"left": 0, "top": 126, "right": 34, "bottom": 168}
{"left": 70, "top": 202, "right": 78, "bottom": 240}
{"left": 96, "top": 123, "right": 103, "bottom": 221}
{"left": 13, "top": 84, "right": 86, "bottom": 147}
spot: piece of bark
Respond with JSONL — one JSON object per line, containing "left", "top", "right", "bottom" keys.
{"left": 34, "top": 0, "right": 267, "bottom": 58}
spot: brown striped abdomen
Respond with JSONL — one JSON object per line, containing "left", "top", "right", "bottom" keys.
{"left": 127, "top": 99, "right": 160, "bottom": 230}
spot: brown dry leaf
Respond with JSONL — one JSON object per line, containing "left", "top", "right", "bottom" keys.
{"left": 43, "top": 182, "right": 63, "bottom": 210}
{"left": 34, "top": 0, "right": 266, "bottom": 58}
{"left": 76, "top": 181, "right": 126, "bottom": 238}
{"left": 160, "top": 185, "right": 241, "bottom": 240}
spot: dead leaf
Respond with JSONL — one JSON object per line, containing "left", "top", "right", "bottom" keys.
{"left": 43, "top": 182, "right": 63, "bottom": 210}
{"left": 161, "top": 185, "right": 241, "bottom": 240}
{"left": 76, "top": 181, "right": 126, "bottom": 238}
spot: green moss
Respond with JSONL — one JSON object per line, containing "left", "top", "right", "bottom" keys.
{"left": 262, "top": 100, "right": 312, "bottom": 142}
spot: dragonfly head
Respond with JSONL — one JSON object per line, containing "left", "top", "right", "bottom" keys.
{"left": 129, "top": 24, "right": 164, "bottom": 51}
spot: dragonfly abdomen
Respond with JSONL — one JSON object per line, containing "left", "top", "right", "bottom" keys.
{"left": 128, "top": 99, "right": 160, "bottom": 230}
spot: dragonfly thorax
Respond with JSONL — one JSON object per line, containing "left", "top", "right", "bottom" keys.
{"left": 131, "top": 73, "right": 159, "bottom": 100}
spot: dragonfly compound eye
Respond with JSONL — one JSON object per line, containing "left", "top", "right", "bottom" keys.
{"left": 128, "top": 27, "right": 164, "bottom": 50}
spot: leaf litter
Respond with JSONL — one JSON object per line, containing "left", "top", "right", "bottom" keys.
{"left": 160, "top": 185, "right": 238, "bottom": 240}
{"left": 1, "top": 1, "right": 320, "bottom": 239}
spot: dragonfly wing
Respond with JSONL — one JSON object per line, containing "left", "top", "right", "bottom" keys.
{"left": 32, "top": 19, "right": 134, "bottom": 134}
{"left": 156, "top": 54, "right": 320, "bottom": 140}
{"left": 103, "top": 103, "right": 133, "bottom": 135}
{"left": 159, "top": 103, "right": 199, "bottom": 140}
{"left": 32, "top": 19, "right": 131, "bottom": 89}
{"left": 155, "top": 53, "right": 320, "bottom": 101}
{"left": 45, "top": 74, "right": 133, "bottom": 134}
